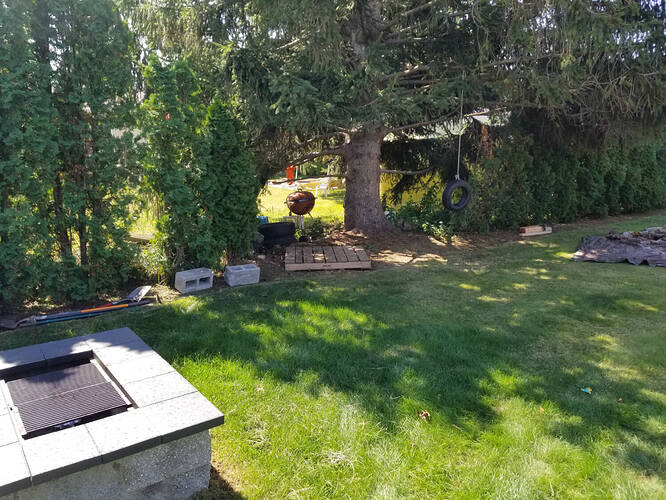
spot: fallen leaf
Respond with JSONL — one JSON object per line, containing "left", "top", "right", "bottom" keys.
{"left": 417, "top": 410, "right": 431, "bottom": 422}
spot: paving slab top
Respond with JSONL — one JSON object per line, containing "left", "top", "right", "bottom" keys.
{"left": 0, "top": 327, "right": 224, "bottom": 495}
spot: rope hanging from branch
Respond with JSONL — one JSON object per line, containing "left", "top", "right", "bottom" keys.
{"left": 379, "top": 89, "right": 466, "bottom": 176}
{"left": 455, "top": 86, "right": 463, "bottom": 180}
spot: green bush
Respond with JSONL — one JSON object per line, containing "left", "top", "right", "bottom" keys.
{"left": 200, "top": 100, "right": 259, "bottom": 258}
{"left": 387, "top": 134, "right": 665, "bottom": 236}
{"left": 141, "top": 58, "right": 259, "bottom": 277}
{"left": 0, "top": 0, "right": 139, "bottom": 308}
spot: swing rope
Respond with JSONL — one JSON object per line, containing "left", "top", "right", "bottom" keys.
{"left": 455, "top": 87, "right": 463, "bottom": 180}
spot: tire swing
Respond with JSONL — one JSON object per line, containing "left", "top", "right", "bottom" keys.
{"left": 442, "top": 87, "right": 471, "bottom": 212}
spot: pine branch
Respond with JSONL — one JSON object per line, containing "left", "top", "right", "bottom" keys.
{"left": 382, "top": 64, "right": 431, "bottom": 81}
{"left": 382, "top": 3, "right": 470, "bottom": 31}
{"left": 293, "top": 131, "right": 348, "bottom": 150}
{"left": 277, "top": 38, "right": 302, "bottom": 50}
{"left": 387, "top": 110, "right": 458, "bottom": 133}
{"left": 270, "top": 173, "right": 346, "bottom": 184}
{"left": 380, "top": 166, "right": 436, "bottom": 175}
{"left": 393, "top": 78, "right": 444, "bottom": 86}
{"left": 287, "top": 147, "right": 348, "bottom": 167}
{"left": 481, "top": 53, "right": 563, "bottom": 69}
{"left": 379, "top": 36, "right": 448, "bottom": 46}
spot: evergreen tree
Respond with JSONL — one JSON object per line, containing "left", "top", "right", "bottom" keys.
{"left": 0, "top": 0, "right": 57, "bottom": 307}
{"left": 1, "top": 0, "right": 140, "bottom": 303}
{"left": 201, "top": 100, "right": 259, "bottom": 257}
{"left": 46, "top": 0, "right": 140, "bottom": 298}
{"left": 141, "top": 58, "right": 259, "bottom": 274}
{"left": 127, "top": 0, "right": 665, "bottom": 232}
{"left": 140, "top": 56, "right": 212, "bottom": 274}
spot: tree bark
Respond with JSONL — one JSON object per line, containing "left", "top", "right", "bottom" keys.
{"left": 53, "top": 171, "right": 72, "bottom": 258}
{"left": 343, "top": 128, "right": 390, "bottom": 233}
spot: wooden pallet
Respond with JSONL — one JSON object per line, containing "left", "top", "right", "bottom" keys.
{"left": 285, "top": 245, "right": 371, "bottom": 271}
{"left": 519, "top": 225, "right": 553, "bottom": 237}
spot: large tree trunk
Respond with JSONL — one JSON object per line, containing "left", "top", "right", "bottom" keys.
{"left": 343, "top": 129, "right": 390, "bottom": 233}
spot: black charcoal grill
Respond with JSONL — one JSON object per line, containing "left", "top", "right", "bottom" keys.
{"left": 5, "top": 357, "right": 129, "bottom": 438}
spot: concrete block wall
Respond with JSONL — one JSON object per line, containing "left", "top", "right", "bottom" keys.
{"left": 0, "top": 431, "right": 212, "bottom": 500}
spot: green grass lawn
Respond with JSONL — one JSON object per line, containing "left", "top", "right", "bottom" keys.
{"left": 2, "top": 214, "right": 665, "bottom": 499}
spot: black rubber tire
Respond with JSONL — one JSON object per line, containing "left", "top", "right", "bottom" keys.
{"left": 258, "top": 222, "right": 296, "bottom": 239}
{"left": 442, "top": 179, "right": 472, "bottom": 212}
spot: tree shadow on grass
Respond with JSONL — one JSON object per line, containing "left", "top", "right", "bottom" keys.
{"left": 133, "top": 251, "right": 664, "bottom": 482}
{"left": 2, "top": 233, "right": 664, "bottom": 487}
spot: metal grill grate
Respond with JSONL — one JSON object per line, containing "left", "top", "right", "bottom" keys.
{"left": 6, "top": 361, "right": 129, "bottom": 437}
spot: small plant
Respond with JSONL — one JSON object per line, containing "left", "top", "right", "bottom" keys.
{"left": 303, "top": 218, "right": 326, "bottom": 240}
{"left": 387, "top": 187, "right": 454, "bottom": 239}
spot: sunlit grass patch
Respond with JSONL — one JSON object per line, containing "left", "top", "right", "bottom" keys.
{"left": 2, "top": 213, "right": 665, "bottom": 499}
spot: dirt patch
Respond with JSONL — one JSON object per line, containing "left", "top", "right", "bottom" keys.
{"left": 318, "top": 227, "right": 517, "bottom": 267}
{"left": 4, "top": 210, "right": 665, "bottom": 323}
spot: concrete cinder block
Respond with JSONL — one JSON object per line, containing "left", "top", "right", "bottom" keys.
{"left": 0, "top": 414, "right": 18, "bottom": 448}
{"left": 39, "top": 337, "right": 91, "bottom": 366}
{"left": 85, "top": 410, "right": 161, "bottom": 463}
{"left": 107, "top": 353, "right": 175, "bottom": 386}
{"left": 224, "top": 264, "right": 260, "bottom": 287}
{"left": 135, "top": 464, "right": 211, "bottom": 500}
{"left": 13, "top": 432, "right": 212, "bottom": 500}
{"left": 174, "top": 268, "right": 213, "bottom": 294}
{"left": 92, "top": 339, "right": 152, "bottom": 367}
{"left": 123, "top": 372, "right": 197, "bottom": 408}
{"left": 142, "top": 393, "right": 224, "bottom": 443}
{"left": 0, "top": 345, "right": 46, "bottom": 378}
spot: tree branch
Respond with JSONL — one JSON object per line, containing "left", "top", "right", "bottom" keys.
{"left": 293, "top": 131, "right": 348, "bottom": 150}
{"left": 269, "top": 173, "right": 346, "bottom": 185}
{"left": 287, "top": 147, "right": 347, "bottom": 167}
{"left": 382, "top": 64, "right": 431, "bottom": 81}
{"left": 380, "top": 166, "right": 436, "bottom": 175}
{"left": 382, "top": 4, "right": 470, "bottom": 31}
{"left": 481, "top": 53, "right": 563, "bottom": 69}
{"left": 379, "top": 36, "right": 448, "bottom": 46}
{"left": 387, "top": 110, "right": 458, "bottom": 133}
{"left": 393, "top": 78, "right": 444, "bottom": 86}
{"left": 277, "top": 38, "right": 302, "bottom": 51}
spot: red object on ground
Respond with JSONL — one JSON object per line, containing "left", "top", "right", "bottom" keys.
{"left": 286, "top": 165, "right": 296, "bottom": 184}
{"left": 286, "top": 191, "right": 316, "bottom": 215}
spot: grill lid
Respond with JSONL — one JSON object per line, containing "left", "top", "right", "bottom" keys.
{"left": 6, "top": 361, "right": 129, "bottom": 437}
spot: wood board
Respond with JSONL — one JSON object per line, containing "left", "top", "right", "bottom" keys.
{"left": 285, "top": 245, "right": 372, "bottom": 271}
{"left": 520, "top": 226, "right": 553, "bottom": 237}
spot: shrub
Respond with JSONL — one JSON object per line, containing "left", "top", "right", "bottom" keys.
{"left": 200, "top": 100, "right": 259, "bottom": 258}
{"left": 141, "top": 59, "right": 259, "bottom": 277}
{"left": 385, "top": 132, "right": 665, "bottom": 236}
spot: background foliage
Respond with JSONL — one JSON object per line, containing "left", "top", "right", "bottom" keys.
{"left": 385, "top": 127, "right": 666, "bottom": 236}
{"left": 1, "top": 0, "right": 138, "bottom": 306}
{"left": 0, "top": 2, "right": 259, "bottom": 309}
{"left": 140, "top": 57, "right": 258, "bottom": 279}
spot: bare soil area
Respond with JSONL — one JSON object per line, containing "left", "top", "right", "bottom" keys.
{"left": 4, "top": 210, "right": 665, "bottom": 323}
